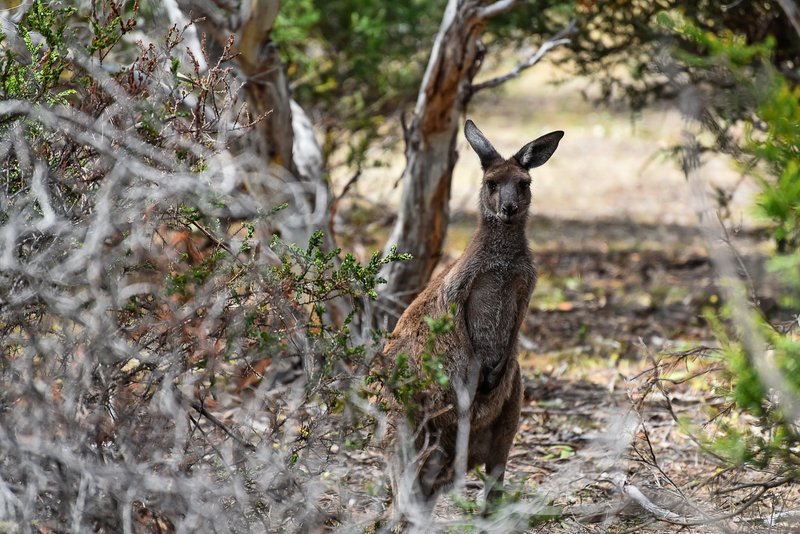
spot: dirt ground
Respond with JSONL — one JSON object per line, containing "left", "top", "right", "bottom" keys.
{"left": 320, "top": 211, "right": 798, "bottom": 532}
{"left": 363, "top": 214, "right": 796, "bottom": 532}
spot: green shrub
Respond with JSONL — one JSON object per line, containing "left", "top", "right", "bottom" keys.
{"left": 658, "top": 12, "right": 800, "bottom": 480}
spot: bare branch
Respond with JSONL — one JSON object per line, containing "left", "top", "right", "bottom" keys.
{"left": 176, "top": 388, "right": 257, "bottom": 452}
{"left": 613, "top": 475, "right": 758, "bottom": 530}
{"left": 327, "top": 167, "right": 362, "bottom": 243}
{"left": 478, "top": 0, "right": 521, "bottom": 20}
{"left": 471, "top": 21, "right": 577, "bottom": 94}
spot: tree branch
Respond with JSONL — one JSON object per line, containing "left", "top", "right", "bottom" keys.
{"left": 470, "top": 21, "right": 577, "bottom": 94}
{"left": 478, "top": 0, "right": 521, "bottom": 20}
{"left": 614, "top": 476, "right": 686, "bottom": 524}
{"left": 776, "top": 0, "right": 800, "bottom": 39}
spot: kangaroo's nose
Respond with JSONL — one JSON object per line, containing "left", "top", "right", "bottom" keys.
{"left": 501, "top": 203, "right": 518, "bottom": 216}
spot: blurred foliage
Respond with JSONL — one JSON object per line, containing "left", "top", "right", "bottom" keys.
{"left": 567, "top": 1, "right": 800, "bottom": 249}
{"left": 650, "top": 13, "right": 800, "bottom": 481}
{"left": 658, "top": 11, "right": 800, "bottom": 252}
{"left": 273, "top": 0, "right": 574, "bottom": 166}
{"left": 697, "top": 309, "right": 800, "bottom": 474}
{"left": 567, "top": 0, "right": 800, "bottom": 111}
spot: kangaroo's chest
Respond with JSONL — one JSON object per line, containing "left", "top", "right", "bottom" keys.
{"left": 464, "top": 261, "right": 534, "bottom": 365}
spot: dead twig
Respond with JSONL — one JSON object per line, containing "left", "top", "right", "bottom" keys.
{"left": 628, "top": 345, "right": 719, "bottom": 382}
{"left": 715, "top": 475, "right": 794, "bottom": 495}
{"left": 328, "top": 167, "right": 362, "bottom": 243}
{"left": 175, "top": 387, "right": 257, "bottom": 451}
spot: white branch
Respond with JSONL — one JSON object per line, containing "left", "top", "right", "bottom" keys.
{"left": 471, "top": 21, "right": 576, "bottom": 94}
{"left": 412, "top": 0, "right": 459, "bottom": 116}
{"left": 615, "top": 477, "right": 686, "bottom": 524}
{"left": 478, "top": 0, "right": 520, "bottom": 20}
{"left": 776, "top": 0, "right": 800, "bottom": 39}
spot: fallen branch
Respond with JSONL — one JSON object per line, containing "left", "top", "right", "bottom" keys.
{"left": 616, "top": 477, "right": 685, "bottom": 524}
{"left": 756, "top": 509, "right": 800, "bottom": 527}
{"left": 613, "top": 473, "right": 787, "bottom": 530}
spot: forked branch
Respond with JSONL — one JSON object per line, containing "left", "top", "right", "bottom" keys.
{"left": 471, "top": 21, "right": 577, "bottom": 94}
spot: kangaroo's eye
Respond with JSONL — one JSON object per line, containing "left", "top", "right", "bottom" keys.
{"left": 485, "top": 180, "right": 497, "bottom": 193}
{"left": 518, "top": 181, "right": 531, "bottom": 190}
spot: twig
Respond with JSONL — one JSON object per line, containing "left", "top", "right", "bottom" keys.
{"left": 714, "top": 211, "right": 759, "bottom": 306}
{"left": 188, "top": 412, "right": 231, "bottom": 466}
{"left": 715, "top": 475, "right": 793, "bottom": 495}
{"left": 188, "top": 219, "right": 244, "bottom": 263}
{"left": 632, "top": 351, "right": 731, "bottom": 465}
{"left": 628, "top": 346, "right": 719, "bottom": 381}
{"left": 328, "top": 167, "right": 362, "bottom": 242}
{"left": 470, "top": 21, "right": 577, "bottom": 94}
{"left": 631, "top": 419, "right": 725, "bottom": 524}
{"left": 175, "top": 387, "right": 256, "bottom": 451}
{"left": 656, "top": 365, "right": 725, "bottom": 385}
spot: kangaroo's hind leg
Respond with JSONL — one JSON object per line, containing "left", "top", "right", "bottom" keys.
{"left": 483, "top": 360, "right": 523, "bottom": 509}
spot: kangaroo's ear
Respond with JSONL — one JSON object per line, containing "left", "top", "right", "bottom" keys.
{"left": 514, "top": 131, "right": 564, "bottom": 170}
{"left": 465, "top": 119, "right": 502, "bottom": 170}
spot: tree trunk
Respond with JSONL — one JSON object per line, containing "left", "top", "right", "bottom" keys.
{"left": 235, "top": 0, "right": 298, "bottom": 176}
{"left": 178, "top": 0, "right": 327, "bottom": 247}
{"left": 377, "top": 0, "right": 515, "bottom": 327}
{"left": 776, "top": 0, "right": 800, "bottom": 39}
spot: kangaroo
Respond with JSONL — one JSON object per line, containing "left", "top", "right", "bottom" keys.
{"left": 382, "top": 119, "right": 564, "bottom": 521}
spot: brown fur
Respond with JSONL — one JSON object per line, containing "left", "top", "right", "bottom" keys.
{"left": 382, "top": 120, "right": 564, "bottom": 517}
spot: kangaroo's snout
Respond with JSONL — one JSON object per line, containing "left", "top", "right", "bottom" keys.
{"left": 501, "top": 202, "right": 518, "bottom": 217}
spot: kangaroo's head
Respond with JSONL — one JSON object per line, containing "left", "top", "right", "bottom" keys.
{"left": 465, "top": 119, "right": 563, "bottom": 225}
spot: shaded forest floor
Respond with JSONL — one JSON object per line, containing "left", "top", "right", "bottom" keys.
{"left": 432, "top": 215, "right": 797, "bottom": 531}
{"left": 320, "top": 214, "right": 799, "bottom": 532}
